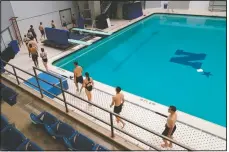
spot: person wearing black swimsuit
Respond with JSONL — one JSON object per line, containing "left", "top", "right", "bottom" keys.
{"left": 80, "top": 72, "right": 94, "bottom": 104}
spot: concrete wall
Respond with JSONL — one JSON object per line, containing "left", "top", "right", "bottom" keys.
{"left": 145, "top": 1, "right": 210, "bottom": 11}
{"left": 1, "top": 1, "right": 15, "bottom": 51}
{"left": 10, "top": 1, "right": 78, "bottom": 40}
{"left": 189, "top": 1, "right": 209, "bottom": 11}
{"left": 145, "top": 1, "right": 161, "bottom": 9}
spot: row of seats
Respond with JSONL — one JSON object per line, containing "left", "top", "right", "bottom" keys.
{"left": 0, "top": 83, "right": 18, "bottom": 106}
{"left": 1, "top": 115, "right": 43, "bottom": 151}
{"left": 30, "top": 111, "right": 108, "bottom": 151}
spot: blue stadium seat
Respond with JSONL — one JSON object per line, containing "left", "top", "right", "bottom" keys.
{"left": 1, "top": 115, "right": 9, "bottom": 131}
{"left": 93, "top": 144, "right": 109, "bottom": 151}
{"left": 46, "top": 121, "right": 77, "bottom": 142}
{"left": 1, "top": 85, "right": 18, "bottom": 106}
{"left": 16, "top": 139, "right": 43, "bottom": 151}
{"left": 30, "top": 111, "right": 58, "bottom": 126}
{"left": 64, "top": 132, "right": 96, "bottom": 150}
{"left": 0, "top": 126, "right": 27, "bottom": 150}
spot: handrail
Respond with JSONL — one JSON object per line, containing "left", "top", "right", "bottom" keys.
{"left": 1, "top": 59, "right": 195, "bottom": 150}
{"left": 49, "top": 68, "right": 226, "bottom": 140}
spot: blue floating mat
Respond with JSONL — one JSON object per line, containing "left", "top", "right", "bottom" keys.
{"left": 24, "top": 72, "right": 68, "bottom": 99}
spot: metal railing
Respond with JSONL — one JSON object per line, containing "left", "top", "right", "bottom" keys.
{"left": 1, "top": 59, "right": 195, "bottom": 151}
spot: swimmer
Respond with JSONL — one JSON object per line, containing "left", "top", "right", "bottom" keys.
{"left": 73, "top": 61, "right": 83, "bottom": 92}
{"left": 80, "top": 72, "right": 94, "bottom": 104}
{"left": 161, "top": 106, "right": 177, "bottom": 148}
{"left": 28, "top": 44, "right": 39, "bottom": 67}
{"left": 110, "top": 86, "right": 125, "bottom": 129}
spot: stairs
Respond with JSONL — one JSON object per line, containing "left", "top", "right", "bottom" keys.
{"left": 209, "top": 1, "right": 226, "bottom": 12}
{"left": 9, "top": 17, "right": 22, "bottom": 47}
{"left": 101, "top": 1, "right": 112, "bottom": 14}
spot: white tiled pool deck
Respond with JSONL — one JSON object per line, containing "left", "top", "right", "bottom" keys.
{"left": 3, "top": 8, "right": 226, "bottom": 151}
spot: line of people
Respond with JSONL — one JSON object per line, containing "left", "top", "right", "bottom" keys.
{"left": 73, "top": 61, "right": 178, "bottom": 148}
{"left": 73, "top": 61, "right": 125, "bottom": 128}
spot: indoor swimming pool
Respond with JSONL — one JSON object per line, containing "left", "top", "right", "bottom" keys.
{"left": 53, "top": 14, "right": 226, "bottom": 127}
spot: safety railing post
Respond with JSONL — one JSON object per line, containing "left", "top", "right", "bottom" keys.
{"left": 32, "top": 67, "right": 43, "bottom": 98}
{"left": 59, "top": 78, "right": 69, "bottom": 113}
{"left": 110, "top": 113, "right": 114, "bottom": 138}
{"left": 12, "top": 66, "right": 20, "bottom": 85}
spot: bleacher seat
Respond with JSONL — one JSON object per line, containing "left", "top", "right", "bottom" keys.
{"left": 30, "top": 111, "right": 58, "bottom": 127}
{"left": 16, "top": 139, "right": 43, "bottom": 151}
{"left": 0, "top": 126, "right": 27, "bottom": 150}
{"left": 0, "top": 85, "right": 18, "bottom": 106}
{"left": 46, "top": 121, "right": 77, "bottom": 142}
{"left": 64, "top": 132, "right": 96, "bottom": 150}
{"left": 1, "top": 115, "right": 9, "bottom": 131}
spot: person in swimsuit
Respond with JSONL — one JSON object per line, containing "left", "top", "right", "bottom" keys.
{"left": 62, "top": 16, "right": 67, "bottom": 30}
{"left": 51, "top": 20, "right": 56, "bottom": 28}
{"left": 110, "top": 86, "right": 125, "bottom": 129}
{"left": 73, "top": 61, "right": 83, "bottom": 92}
{"left": 23, "top": 35, "right": 30, "bottom": 57}
{"left": 27, "top": 36, "right": 38, "bottom": 57}
{"left": 72, "top": 14, "right": 76, "bottom": 27}
{"left": 40, "top": 48, "right": 48, "bottom": 71}
{"left": 27, "top": 30, "right": 33, "bottom": 39}
{"left": 80, "top": 72, "right": 94, "bottom": 103}
{"left": 39, "top": 22, "right": 45, "bottom": 40}
{"left": 30, "top": 25, "right": 38, "bottom": 43}
{"left": 161, "top": 105, "right": 177, "bottom": 148}
{"left": 28, "top": 44, "right": 39, "bottom": 67}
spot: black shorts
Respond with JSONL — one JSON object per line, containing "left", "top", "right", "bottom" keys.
{"left": 42, "top": 58, "right": 48, "bottom": 62}
{"left": 40, "top": 30, "right": 45, "bottom": 35}
{"left": 85, "top": 85, "right": 93, "bottom": 92}
{"left": 162, "top": 124, "right": 176, "bottom": 137}
{"left": 76, "top": 76, "right": 83, "bottom": 84}
{"left": 114, "top": 104, "right": 123, "bottom": 114}
{"left": 63, "top": 23, "right": 67, "bottom": 27}
{"left": 32, "top": 54, "right": 38, "bottom": 61}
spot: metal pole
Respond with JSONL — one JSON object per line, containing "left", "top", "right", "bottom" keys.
{"left": 12, "top": 66, "right": 20, "bottom": 85}
{"left": 33, "top": 67, "right": 43, "bottom": 98}
{"left": 59, "top": 78, "right": 69, "bottom": 113}
{"left": 110, "top": 113, "right": 114, "bottom": 138}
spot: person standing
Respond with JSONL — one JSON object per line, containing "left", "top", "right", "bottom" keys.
{"left": 23, "top": 35, "right": 31, "bottom": 57}
{"left": 40, "top": 48, "right": 48, "bottom": 71}
{"left": 161, "top": 106, "right": 177, "bottom": 148}
{"left": 51, "top": 20, "right": 56, "bottom": 28}
{"left": 62, "top": 16, "right": 67, "bottom": 29}
{"left": 110, "top": 86, "right": 125, "bottom": 129}
{"left": 39, "top": 22, "right": 45, "bottom": 40}
{"left": 72, "top": 14, "right": 76, "bottom": 27}
{"left": 30, "top": 25, "right": 38, "bottom": 43}
{"left": 80, "top": 72, "right": 94, "bottom": 103}
{"left": 73, "top": 61, "right": 83, "bottom": 92}
{"left": 28, "top": 44, "right": 39, "bottom": 67}
{"left": 27, "top": 30, "right": 33, "bottom": 39}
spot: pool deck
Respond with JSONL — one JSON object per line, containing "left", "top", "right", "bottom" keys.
{"left": 3, "top": 8, "right": 226, "bottom": 150}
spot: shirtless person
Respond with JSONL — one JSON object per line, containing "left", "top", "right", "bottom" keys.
{"left": 73, "top": 61, "right": 83, "bottom": 92}
{"left": 161, "top": 106, "right": 177, "bottom": 148}
{"left": 110, "top": 86, "right": 125, "bottom": 129}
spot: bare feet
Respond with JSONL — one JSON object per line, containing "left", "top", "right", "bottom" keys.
{"left": 169, "top": 143, "right": 173, "bottom": 148}
{"left": 161, "top": 144, "right": 168, "bottom": 148}
{"left": 122, "top": 122, "right": 125, "bottom": 129}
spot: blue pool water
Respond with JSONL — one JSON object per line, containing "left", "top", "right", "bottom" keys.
{"left": 53, "top": 14, "right": 226, "bottom": 127}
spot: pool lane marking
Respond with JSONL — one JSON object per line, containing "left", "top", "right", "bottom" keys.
{"left": 58, "top": 21, "right": 144, "bottom": 68}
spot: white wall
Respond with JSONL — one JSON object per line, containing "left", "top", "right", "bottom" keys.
{"left": 145, "top": 1, "right": 161, "bottom": 9}
{"left": 10, "top": 1, "right": 78, "bottom": 40}
{"left": 189, "top": 1, "right": 209, "bottom": 11}
{"left": 1, "top": 1, "right": 15, "bottom": 50}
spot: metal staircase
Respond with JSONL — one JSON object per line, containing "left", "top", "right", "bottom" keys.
{"left": 209, "top": 1, "right": 226, "bottom": 12}
{"left": 101, "top": 1, "right": 112, "bottom": 14}
{"left": 9, "top": 17, "right": 22, "bottom": 47}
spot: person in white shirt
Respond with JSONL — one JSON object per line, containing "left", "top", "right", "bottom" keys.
{"left": 40, "top": 48, "right": 48, "bottom": 71}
